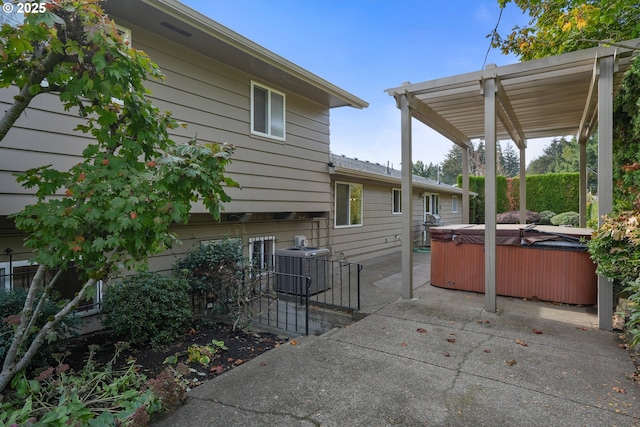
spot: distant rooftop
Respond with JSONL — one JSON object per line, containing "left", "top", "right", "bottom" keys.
{"left": 329, "top": 153, "right": 463, "bottom": 194}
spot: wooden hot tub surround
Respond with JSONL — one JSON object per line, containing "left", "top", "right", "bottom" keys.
{"left": 429, "top": 224, "right": 597, "bottom": 305}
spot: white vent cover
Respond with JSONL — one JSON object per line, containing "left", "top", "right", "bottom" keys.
{"left": 294, "top": 235, "right": 307, "bottom": 247}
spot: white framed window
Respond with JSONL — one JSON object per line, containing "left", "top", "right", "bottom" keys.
{"left": 0, "top": 261, "right": 102, "bottom": 317}
{"left": 424, "top": 193, "right": 439, "bottom": 215}
{"left": 452, "top": 196, "right": 458, "bottom": 213}
{"left": 249, "top": 236, "right": 275, "bottom": 271}
{"left": 335, "top": 182, "right": 363, "bottom": 227}
{"left": 392, "top": 188, "right": 402, "bottom": 214}
{"left": 251, "top": 81, "right": 286, "bottom": 140}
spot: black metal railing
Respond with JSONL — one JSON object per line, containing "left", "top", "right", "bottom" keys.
{"left": 250, "top": 255, "right": 362, "bottom": 335}
{"left": 250, "top": 269, "right": 312, "bottom": 335}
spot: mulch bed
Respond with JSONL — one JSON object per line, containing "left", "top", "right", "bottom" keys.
{"left": 50, "top": 321, "right": 288, "bottom": 388}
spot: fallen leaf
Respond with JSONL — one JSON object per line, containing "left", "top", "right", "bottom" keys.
{"left": 401, "top": 342, "right": 408, "bottom": 347}
{"left": 259, "top": 362, "right": 267, "bottom": 367}
{"left": 290, "top": 339, "right": 299, "bottom": 346}
{"left": 484, "top": 320, "right": 490, "bottom": 324}
{"left": 234, "top": 359, "right": 244, "bottom": 366}
{"left": 532, "top": 329, "right": 543, "bottom": 334}
{"left": 515, "top": 339, "right": 528, "bottom": 347}
{"left": 576, "top": 327, "right": 587, "bottom": 331}
{"left": 613, "top": 386, "right": 626, "bottom": 393}
{"left": 416, "top": 328, "right": 427, "bottom": 333}
{"left": 446, "top": 338, "right": 457, "bottom": 344}
{"left": 211, "top": 365, "right": 224, "bottom": 374}
{"left": 381, "top": 326, "right": 387, "bottom": 330}
{"left": 227, "top": 358, "right": 234, "bottom": 362}
{"left": 443, "top": 352, "right": 451, "bottom": 357}
{"left": 483, "top": 349, "right": 491, "bottom": 353}
{"left": 505, "top": 359, "right": 517, "bottom": 366}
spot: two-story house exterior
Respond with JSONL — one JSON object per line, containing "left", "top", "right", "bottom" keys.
{"left": 0, "top": 0, "right": 464, "bottom": 314}
{"left": 0, "top": 0, "right": 366, "bottom": 309}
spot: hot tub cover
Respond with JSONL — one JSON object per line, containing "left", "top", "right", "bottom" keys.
{"left": 430, "top": 224, "right": 593, "bottom": 248}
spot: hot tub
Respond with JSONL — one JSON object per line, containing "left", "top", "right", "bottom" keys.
{"left": 430, "top": 224, "right": 597, "bottom": 305}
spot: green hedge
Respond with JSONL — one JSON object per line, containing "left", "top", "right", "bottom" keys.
{"left": 459, "top": 173, "right": 580, "bottom": 223}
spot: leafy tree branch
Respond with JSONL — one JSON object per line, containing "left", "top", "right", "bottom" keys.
{"left": 0, "top": 0, "right": 238, "bottom": 394}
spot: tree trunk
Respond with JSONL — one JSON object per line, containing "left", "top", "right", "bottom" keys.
{"left": 0, "top": 276, "right": 96, "bottom": 395}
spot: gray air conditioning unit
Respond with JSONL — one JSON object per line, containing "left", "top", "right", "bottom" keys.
{"left": 275, "top": 246, "right": 330, "bottom": 295}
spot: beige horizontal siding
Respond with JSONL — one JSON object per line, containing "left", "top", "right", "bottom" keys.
{"left": 327, "top": 175, "right": 465, "bottom": 260}
{"left": 0, "top": 20, "right": 333, "bottom": 216}
{"left": 147, "top": 218, "right": 330, "bottom": 275}
{"left": 131, "top": 27, "right": 332, "bottom": 214}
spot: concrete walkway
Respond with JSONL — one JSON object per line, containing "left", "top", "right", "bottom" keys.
{"left": 153, "top": 251, "right": 640, "bottom": 426}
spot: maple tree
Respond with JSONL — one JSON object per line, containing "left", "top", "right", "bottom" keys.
{"left": 492, "top": 0, "right": 640, "bottom": 61}
{"left": 0, "top": 0, "right": 237, "bottom": 393}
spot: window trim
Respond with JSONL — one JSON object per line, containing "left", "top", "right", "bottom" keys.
{"left": 392, "top": 188, "right": 402, "bottom": 214}
{"left": 334, "top": 181, "right": 363, "bottom": 228}
{"left": 452, "top": 195, "right": 458, "bottom": 213}
{"left": 249, "top": 236, "right": 276, "bottom": 272}
{"left": 424, "top": 192, "right": 440, "bottom": 217}
{"left": 251, "top": 81, "right": 286, "bottom": 141}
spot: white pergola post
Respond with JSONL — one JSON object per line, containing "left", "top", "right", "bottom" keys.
{"left": 519, "top": 147, "right": 526, "bottom": 224}
{"left": 400, "top": 93, "right": 413, "bottom": 300}
{"left": 483, "top": 77, "right": 498, "bottom": 313}
{"left": 597, "top": 56, "right": 615, "bottom": 331}
{"left": 579, "top": 142, "right": 588, "bottom": 227}
{"left": 462, "top": 145, "right": 470, "bottom": 223}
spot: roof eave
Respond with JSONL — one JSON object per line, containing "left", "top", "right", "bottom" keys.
{"left": 109, "top": 0, "right": 368, "bottom": 109}
{"left": 330, "top": 165, "right": 465, "bottom": 194}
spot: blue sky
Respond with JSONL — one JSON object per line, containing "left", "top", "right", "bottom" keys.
{"left": 181, "top": 0, "right": 548, "bottom": 168}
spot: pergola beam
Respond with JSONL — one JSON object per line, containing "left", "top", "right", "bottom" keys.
{"left": 495, "top": 79, "right": 527, "bottom": 150}
{"left": 407, "top": 93, "right": 471, "bottom": 148}
{"left": 577, "top": 60, "right": 599, "bottom": 144}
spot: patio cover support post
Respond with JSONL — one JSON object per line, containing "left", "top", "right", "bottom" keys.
{"left": 462, "top": 145, "right": 470, "bottom": 223}
{"left": 598, "top": 56, "right": 614, "bottom": 331}
{"left": 579, "top": 142, "right": 587, "bottom": 227}
{"left": 400, "top": 92, "right": 413, "bottom": 300}
{"left": 483, "top": 77, "right": 497, "bottom": 313}
{"left": 519, "top": 147, "right": 526, "bottom": 224}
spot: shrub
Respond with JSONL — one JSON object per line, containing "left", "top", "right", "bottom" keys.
{"left": 102, "top": 272, "right": 192, "bottom": 346}
{"left": 538, "top": 210, "right": 556, "bottom": 225}
{"left": 174, "top": 238, "right": 245, "bottom": 315}
{"left": 588, "top": 211, "right": 640, "bottom": 289}
{"left": 588, "top": 211, "right": 640, "bottom": 346}
{"left": 624, "top": 278, "right": 640, "bottom": 349}
{"left": 1, "top": 288, "right": 80, "bottom": 368}
{"left": 551, "top": 211, "right": 579, "bottom": 227}
{"left": 175, "top": 239, "right": 272, "bottom": 331}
